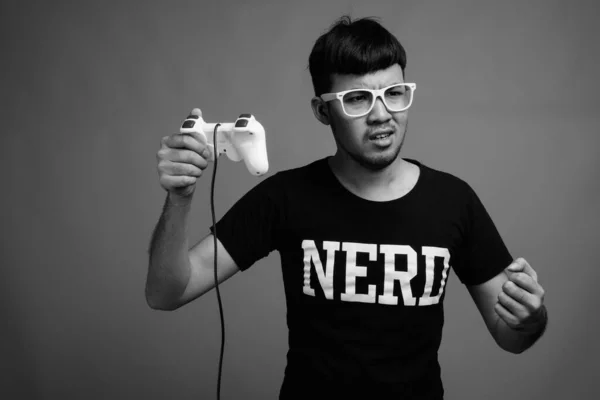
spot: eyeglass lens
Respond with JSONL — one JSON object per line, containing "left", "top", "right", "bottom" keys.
{"left": 342, "top": 84, "right": 413, "bottom": 116}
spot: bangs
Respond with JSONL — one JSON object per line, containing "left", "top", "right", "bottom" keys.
{"left": 327, "top": 28, "right": 404, "bottom": 76}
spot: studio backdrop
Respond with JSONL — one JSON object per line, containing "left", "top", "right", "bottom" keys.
{"left": 1, "top": 0, "right": 598, "bottom": 399}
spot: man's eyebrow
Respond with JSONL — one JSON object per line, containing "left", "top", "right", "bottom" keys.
{"left": 347, "top": 81, "right": 404, "bottom": 90}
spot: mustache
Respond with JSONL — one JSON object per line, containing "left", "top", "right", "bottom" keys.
{"left": 367, "top": 125, "right": 396, "bottom": 135}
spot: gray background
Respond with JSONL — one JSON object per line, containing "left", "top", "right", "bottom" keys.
{"left": 1, "top": 0, "right": 599, "bottom": 399}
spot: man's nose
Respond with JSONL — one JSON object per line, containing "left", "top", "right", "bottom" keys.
{"left": 367, "top": 96, "right": 392, "bottom": 123}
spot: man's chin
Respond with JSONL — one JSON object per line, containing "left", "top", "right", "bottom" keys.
{"left": 350, "top": 150, "right": 401, "bottom": 171}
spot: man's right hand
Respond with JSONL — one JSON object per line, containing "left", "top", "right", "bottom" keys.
{"left": 156, "top": 108, "right": 211, "bottom": 198}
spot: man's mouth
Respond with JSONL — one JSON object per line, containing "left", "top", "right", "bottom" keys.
{"left": 368, "top": 130, "right": 394, "bottom": 141}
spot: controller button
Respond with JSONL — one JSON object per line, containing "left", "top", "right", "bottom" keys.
{"left": 186, "top": 114, "right": 199, "bottom": 119}
{"left": 181, "top": 120, "right": 196, "bottom": 129}
{"left": 235, "top": 119, "right": 249, "bottom": 128}
{"left": 239, "top": 113, "right": 252, "bottom": 118}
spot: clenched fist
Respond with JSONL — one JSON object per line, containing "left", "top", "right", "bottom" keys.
{"left": 157, "top": 108, "right": 211, "bottom": 198}
{"left": 495, "top": 257, "right": 546, "bottom": 333}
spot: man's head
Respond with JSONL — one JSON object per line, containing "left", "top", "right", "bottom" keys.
{"left": 309, "top": 16, "right": 413, "bottom": 171}
{"left": 308, "top": 16, "right": 407, "bottom": 97}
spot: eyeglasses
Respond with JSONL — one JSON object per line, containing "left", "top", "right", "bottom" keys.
{"left": 320, "top": 83, "right": 416, "bottom": 117}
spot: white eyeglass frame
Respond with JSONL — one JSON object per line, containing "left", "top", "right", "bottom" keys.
{"left": 320, "top": 82, "right": 417, "bottom": 117}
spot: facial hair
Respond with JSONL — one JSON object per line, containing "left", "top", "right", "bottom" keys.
{"left": 332, "top": 120, "right": 407, "bottom": 171}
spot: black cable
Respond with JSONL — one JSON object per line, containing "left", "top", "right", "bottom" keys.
{"left": 210, "top": 123, "right": 224, "bottom": 400}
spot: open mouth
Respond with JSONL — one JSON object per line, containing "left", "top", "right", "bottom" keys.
{"left": 372, "top": 133, "right": 391, "bottom": 139}
{"left": 369, "top": 131, "right": 393, "bottom": 141}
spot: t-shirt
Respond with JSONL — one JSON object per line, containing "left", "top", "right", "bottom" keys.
{"left": 210, "top": 157, "right": 512, "bottom": 399}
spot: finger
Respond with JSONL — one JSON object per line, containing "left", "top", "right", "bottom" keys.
{"left": 180, "top": 129, "right": 208, "bottom": 147}
{"left": 164, "top": 133, "right": 209, "bottom": 155}
{"left": 508, "top": 272, "right": 544, "bottom": 297}
{"left": 507, "top": 257, "right": 538, "bottom": 282}
{"left": 497, "top": 291, "right": 527, "bottom": 319}
{"left": 157, "top": 147, "right": 210, "bottom": 171}
{"left": 165, "top": 149, "right": 209, "bottom": 170}
{"left": 160, "top": 174, "right": 197, "bottom": 188}
{"left": 161, "top": 161, "right": 204, "bottom": 177}
{"left": 165, "top": 132, "right": 206, "bottom": 150}
{"left": 494, "top": 302, "right": 521, "bottom": 329}
{"left": 502, "top": 280, "right": 543, "bottom": 313}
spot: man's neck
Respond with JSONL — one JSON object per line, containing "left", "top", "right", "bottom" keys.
{"left": 328, "top": 152, "right": 419, "bottom": 202}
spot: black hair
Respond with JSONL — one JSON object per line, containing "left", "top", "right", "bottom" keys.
{"left": 308, "top": 16, "right": 407, "bottom": 96}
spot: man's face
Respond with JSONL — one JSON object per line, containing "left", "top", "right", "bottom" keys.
{"left": 325, "top": 64, "right": 408, "bottom": 171}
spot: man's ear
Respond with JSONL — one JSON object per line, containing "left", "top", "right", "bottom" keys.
{"left": 311, "top": 97, "right": 330, "bottom": 126}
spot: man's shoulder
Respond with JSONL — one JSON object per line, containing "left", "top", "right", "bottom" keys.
{"left": 266, "top": 157, "right": 329, "bottom": 185}
{"left": 247, "top": 157, "right": 329, "bottom": 195}
{"left": 277, "top": 157, "right": 328, "bottom": 176}
{"left": 411, "top": 158, "right": 473, "bottom": 193}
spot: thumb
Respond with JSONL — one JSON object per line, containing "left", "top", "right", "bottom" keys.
{"left": 506, "top": 257, "right": 538, "bottom": 281}
{"left": 506, "top": 260, "right": 524, "bottom": 272}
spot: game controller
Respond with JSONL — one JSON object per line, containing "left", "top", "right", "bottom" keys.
{"left": 180, "top": 109, "right": 269, "bottom": 176}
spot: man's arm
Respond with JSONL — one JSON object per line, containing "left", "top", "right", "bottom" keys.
{"left": 467, "top": 258, "right": 547, "bottom": 354}
{"left": 146, "top": 193, "right": 241, "bottom": 310}
{"left": 147, "top": 108, "right": 242, "bottom": 311}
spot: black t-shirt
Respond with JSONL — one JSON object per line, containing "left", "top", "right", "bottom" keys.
{"left": 210, "top": 157, "right": 512, "bottom": 399}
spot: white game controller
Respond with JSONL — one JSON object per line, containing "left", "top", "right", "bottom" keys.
{"left": 179, "top": 109, "right": 269, "bottom": 176}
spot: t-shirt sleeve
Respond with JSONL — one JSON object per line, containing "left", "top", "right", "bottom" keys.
{"left": 208, "top": 173, "right": 284, "bottom": 271}
{"left": 453, "top": 183, "right": 513, "bottom": 286}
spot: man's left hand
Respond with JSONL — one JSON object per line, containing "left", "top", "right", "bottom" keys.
{"left": 494, "top": 257, "right": 546, "bottom": 333}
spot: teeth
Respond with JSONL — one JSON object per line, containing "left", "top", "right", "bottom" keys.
{"left": 373, "top": 133, "right": 391, "bottom": 139}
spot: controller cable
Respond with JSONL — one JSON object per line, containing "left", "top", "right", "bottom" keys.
{"left": 210, "top": 123, "right": 225, "bottom": 400}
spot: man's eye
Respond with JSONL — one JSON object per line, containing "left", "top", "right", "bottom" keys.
{"left": 346, "top": 94, "right": 368, "bottom": 103}
{"left": 387, "top": 89, "right": 406, "bottom": 97}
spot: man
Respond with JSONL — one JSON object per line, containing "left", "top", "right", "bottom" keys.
{"left": 147, "top": 16, "right": 547, "bottom": 399}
